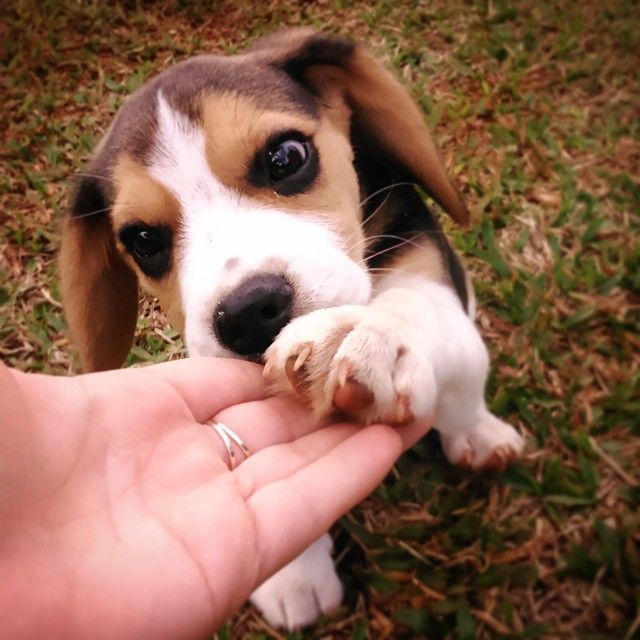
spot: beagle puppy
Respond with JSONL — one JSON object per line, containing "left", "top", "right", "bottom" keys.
{"left": 59, "top": 29, "right": 524, "bottom": 630}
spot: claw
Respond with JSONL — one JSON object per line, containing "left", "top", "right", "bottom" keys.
{"left": 285, "top": 355, "right": 311, "bottom": 400}
{"left": 336, "top": 359, "right": 350, "bottom": 389}
{"left": 456, "top": 449, "right": 474, "bottom": 470}
{"left": 481, "top": 446, "right": 516, "bottom": 472}
{"left": 293, "top": 344, "right": 312, "bottom": 371}
{"left": 389, "top": 392, "right": 414, "bottom": 425}
{"left": 262, "top": 358, "right": 275, "bottom": 380}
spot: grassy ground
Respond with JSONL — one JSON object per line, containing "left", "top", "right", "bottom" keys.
{"left": 1, "top": 0, "right": 639, "bottom": 637}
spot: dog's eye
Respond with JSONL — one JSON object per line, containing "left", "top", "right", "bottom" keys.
{"left": 119, "top": 223, "right": 172, "bottom": 279}
{"left": 132, "top": 228, "right": 164, "bottom": 258}
{"left": 265, "top": 139, "right": 308, "bottom": 181}
{"left": 250, "top": 131, "right": 319, "bottom": 196}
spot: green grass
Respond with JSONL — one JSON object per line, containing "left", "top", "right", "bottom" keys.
{"left": 1, "top": 0, "right": 639, "bottom": 637}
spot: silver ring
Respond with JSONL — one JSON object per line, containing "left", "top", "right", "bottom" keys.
{"left": 207, "top": 421, "right": 251, "bottom": 470}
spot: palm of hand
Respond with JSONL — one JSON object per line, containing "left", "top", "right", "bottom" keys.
{"left": 1, "top": 359, "right": 426, "bottom": 639}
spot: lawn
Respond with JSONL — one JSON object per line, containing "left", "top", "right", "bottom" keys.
{"left": 1, "top": 1, "right": 638, "bottom": 638}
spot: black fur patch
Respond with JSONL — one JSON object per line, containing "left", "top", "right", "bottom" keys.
{"left": 359, "top": 154, "right": 469, "bottom": 310}
{"left": 279, "top": 35, "right": 355, "bottom": 95}
{"left": 70, "top": 176, "right": 108, "bottom": 221}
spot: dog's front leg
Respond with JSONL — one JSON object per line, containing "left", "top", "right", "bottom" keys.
{"left": 373, "top": 273, "right": 524, "bottom": 470}
{"left": 249, "top": 533, "right": 342, "bottom": 630}
{"left": 265, "top": 273, "right": 523, "bottom": 470}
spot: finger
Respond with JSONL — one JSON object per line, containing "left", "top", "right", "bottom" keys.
{"left": 246, "top": 423, "right": 406, "bottom": 584}
{"left": 233, "top": 422, "right": 360, "bottom": 493}
{"left": 200, "top": 384, "right": 430, "bottom": 472}
{"left": 208, "top": 395, "right": 319, "bottom": 456}
{"left": 144, "top": 357, "right": 267, "bottom": 421}
{"left": 234, "top": 416, "right": 432, "bottom": 493}
{"left": 207, "top": 394, "right": 431, "bottom": 475}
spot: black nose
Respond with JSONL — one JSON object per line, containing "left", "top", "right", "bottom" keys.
{"left": 214, "top": 274, "right": 293, "bottom": 356}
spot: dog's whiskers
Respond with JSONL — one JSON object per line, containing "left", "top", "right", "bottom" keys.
{"left": 359, "top": 181, "right": 418, "bottom": 231}
{"left": 367, "top": 267, "right": 398, "bottom": 274}
{"left": 360, "top": 187, "right": 396, "bottom": 228}
{"left": 340, "top": 230, "right": 443, "bottom": 271}
{"left": 363, "top": 231, "right": 439, "bottom": 247}
{"left": 359, "top": 181, "right": 415, "bottom": 213}
{"left": 70, "top": 206, "right": 113, "bottom": 219}
{"left": 74, "top": 172, "right": 116, "bottom": 185}
{"left": 362, "top": 234, "right": 426, "bottom": 266}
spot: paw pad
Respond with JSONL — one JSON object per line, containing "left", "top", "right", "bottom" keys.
{"left": 332, "top": 377, "right": 375, "bottom": 413}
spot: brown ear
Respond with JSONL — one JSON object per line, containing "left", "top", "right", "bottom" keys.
{"left": 59, "top": 176, "right": 139, "bottom": 372}
{"left": 250, "top": 28, "right": 469, "bottom": 225}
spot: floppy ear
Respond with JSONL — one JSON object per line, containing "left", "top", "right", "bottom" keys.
{"left": 59, "top": 176, "right": 139, "bottom": 372}
{"left": 250, "top": 28, "right": 469, "bottom": 225}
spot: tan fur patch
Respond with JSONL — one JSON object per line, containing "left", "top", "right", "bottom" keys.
{"left": 111, "top": 153, "right": 181, "bottom": 229}
{"left": 111, "top": 153, "right": 182, "bottom": 326}
{"left": 201, "top": 92, "right": 365, "bottom": 261}
{"left": 201, "top": 93, "right": 316, "bottom": 187}
{"left": 378, "top": 239, "right": 448, "bottom": 287}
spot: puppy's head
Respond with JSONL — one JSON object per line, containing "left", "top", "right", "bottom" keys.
{"left": 60, "top": 29, "right": 468, "bottom": 371}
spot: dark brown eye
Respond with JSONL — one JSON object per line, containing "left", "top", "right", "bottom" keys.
{"left": 132, "top": 228, "right": 164, "bottom": 259}
{"left": 249, "top": 131, "right": 319, "bottom": 196}
{"left": 119, "top": 223, "right": 172, "bottom": 279}
{"left": 265, "top": 139, "right": 309, "bottom": 181}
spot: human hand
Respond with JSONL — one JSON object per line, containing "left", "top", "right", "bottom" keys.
{"left": 0, "top": 358, "right": 431, "bottom": 639}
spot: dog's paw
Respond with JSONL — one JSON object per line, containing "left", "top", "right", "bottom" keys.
{"left": 263, "top": 305, "right": 436, "bottom": 424}
{"left": 250, "top": 534, "right": 342, "bottom": 630}
{"left": 440, "top": 413, "right": 524, "bottom": 471}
